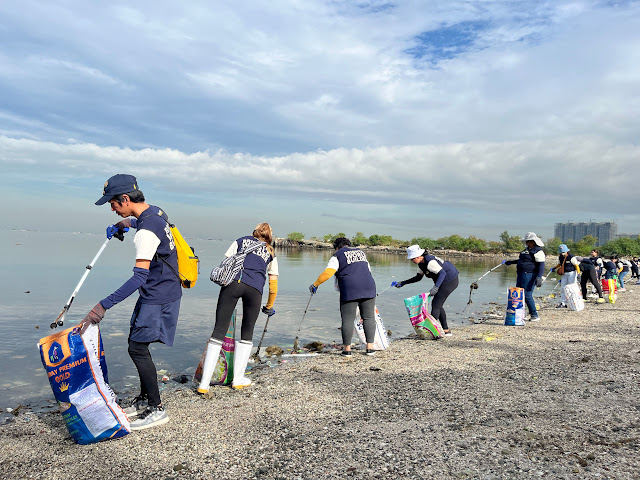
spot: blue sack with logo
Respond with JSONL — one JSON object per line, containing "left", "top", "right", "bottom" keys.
{"left": 38, "top": 324, "right": 130, "bottom": 444}
{"left": 505, "top": 287, "right": 525, "bottom": 326}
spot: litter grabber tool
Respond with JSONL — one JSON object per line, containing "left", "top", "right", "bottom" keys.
{"left": 50, "top": 238, "right": 111, "bottom": 329}
{"left": 464, "top": 263, "right": 505, "bottom": 310}
{"left": 292, "top": 293, "right": 313, "bottom": 352}
{"left": 538, "top": 268, "right": 555, "bottom": 288}
{"left": 252, "top": 310, "right": 275, "bottom": 362}
{"left": 376, "top": 284, "right": 394, "bottom": 297}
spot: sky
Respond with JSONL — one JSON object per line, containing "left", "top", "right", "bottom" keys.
{"left": 1, "top": 0, "right": 639, "bottom": 242}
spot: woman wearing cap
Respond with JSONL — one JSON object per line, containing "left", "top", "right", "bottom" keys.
{"left": 309, "top": 237, "right": 377, "bottom": 356}
{"left": 394, "top": 245, "right": 459, "bottom": 336}
{"left": 551, "top": 244, "right": 580, "bottom": 308}
{"left": 197, "top": 223, "right": 278, "bottom": 394}
{"left": 502, "top": 232, "right": 546, "bottom": 321}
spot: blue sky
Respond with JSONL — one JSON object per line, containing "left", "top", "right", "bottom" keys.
{"left": 1, "top": 0, "right": 639, "bottom": 242}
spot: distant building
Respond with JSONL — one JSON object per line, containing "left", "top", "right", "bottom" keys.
{"left": 554, "top": 222, "right": 617, "bottom": 246}
{"left": 617, "top": 233, "right": 639, "bottom": 240}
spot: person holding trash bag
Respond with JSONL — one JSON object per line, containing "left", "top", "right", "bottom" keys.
{"left": 502, "top": 232, "right": 545, "bottom": 321}
{"left": 197, "top": 223, "right": 278, "bottom": 393}
{"left": 603, "top": 256, "right": 618, "bottom": 281}
{"left": 78, "top": 174, "right": 181, "bottom": 431}
{"left": 551, "top": 244, "right": 581, "bottom": 308}
{"left": 393, "top": 245, "right": 459, "bottom": 336}
{"left": 309, "top": 237, "right": 377, "bottom": 356}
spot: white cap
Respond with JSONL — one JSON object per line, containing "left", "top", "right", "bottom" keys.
{"left": 406, "top": 245, "right": 426, "bottom": 259}
{"left": 519, "top": 232, "right": 544, "bottom": 247}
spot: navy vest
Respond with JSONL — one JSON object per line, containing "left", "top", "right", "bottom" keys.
{"left": 516, "top": 246, "right": 543, "bottom": 274}
{"left": 418, "top": 255, "right": 459, "bottom": 283}
{"left": 334, "top": 247, "right": 376, "bottom": 302}
{"left": 136, "top": 206, "right": 182, "bottom": 304}
{"left": 558, "top": 253, "right": 576, "bottom": 273}
{"left": 233, "top": 236, "right": 274, "bottom": 294}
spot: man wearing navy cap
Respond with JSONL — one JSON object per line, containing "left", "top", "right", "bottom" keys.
{"left": 80, "top": 174, "right": 181, "bottom": 431}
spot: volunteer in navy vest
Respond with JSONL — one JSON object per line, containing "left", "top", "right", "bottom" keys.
{"left": 197, "top": 223, "right": 278, "bottom": 393}
{"left": 502, "top": 232, "right": 545, "bottom": 321}
{"left": 603, "top": 256, "right": 618, "bottom": 280}
{"left": 393, "top": 245, "right": 459, "bottom": 336}
{"left": 615, "top": 256, "right": 630, "bottom": 291}
{"left": 309, "top": 238, "right": 377, "bottom": 356}
{"left": 551, "top": 244, "right": 581, "bottom": 308}
{"left": 589, "top": 249, "right": 604, "bottom": 279}
{"left": 630, "top": 257, "right": 639, "bottom": 280}
{"left": 576, "top": 255, "right": 605, "bottom": 304}
{"left": 78, "top": 174, "right": 181, "bottom": 431}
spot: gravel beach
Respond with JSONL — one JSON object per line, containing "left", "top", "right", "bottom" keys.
{"left": 1, "top": 286, "right": 639, "bottom": 480}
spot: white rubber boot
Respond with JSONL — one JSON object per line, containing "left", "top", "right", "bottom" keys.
{"left": 232, "top": 340, "right": 253, "bottom": 389}
{"left": 197, "top": 338, "right": 223, "bottom": 394}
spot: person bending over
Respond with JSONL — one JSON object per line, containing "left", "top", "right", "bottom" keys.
{"left": 394, "top": 245, "right": 459, "bottom": 336}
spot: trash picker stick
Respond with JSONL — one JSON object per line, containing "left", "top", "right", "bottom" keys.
{"left": 50, "top": 238, "right": 111, "bottom": 329}
{"left": 470, "top": 263, "right": 504, "bottom": 290}
{"left": 292, "top": 293, "right": 313, "bottom": 352}
{"left": 466, "top": 262, "right": 505, "bottom": 309}
{"left": 252, "top": 312, "right": 273, "bottom": 362}
{"left": 376, "top": 285, "right": 393, "bottom": 297}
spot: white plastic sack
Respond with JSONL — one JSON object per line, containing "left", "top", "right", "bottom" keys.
{"left": 354, "top": 305, "right": 389, "bottom": 350}
{"left": 564, "top": 283, "right": 584, "bottom": 311}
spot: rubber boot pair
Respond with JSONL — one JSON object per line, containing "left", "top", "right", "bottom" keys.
{"left": 197, "top": 338, "right": 254, "bottom": 393}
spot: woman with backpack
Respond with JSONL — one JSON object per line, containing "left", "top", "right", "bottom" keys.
{"left": 393, "top": 245, "right": 459, "bottom": 336}
{"left": 197, "top": 223, "right": 278, "bottom": 393}
{"left": 551, "top": 244, "right": 581, "bottom": 308}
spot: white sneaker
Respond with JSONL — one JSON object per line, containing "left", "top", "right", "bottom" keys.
{"left": 530, "top": 316, "right": 540, "bottom": 322}
{"left": 129, "top": 405, "right": 169, "bottom": 431}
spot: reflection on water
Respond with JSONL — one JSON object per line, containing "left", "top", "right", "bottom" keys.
{"left": 0, "top": 230, "right": 555, "bottom": 408}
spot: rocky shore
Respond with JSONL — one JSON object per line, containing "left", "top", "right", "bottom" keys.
{"left": 1, "top": 287, "right": 639, "bottom": 479}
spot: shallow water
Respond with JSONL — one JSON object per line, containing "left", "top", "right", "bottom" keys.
{"left": 0, "top": 229, "right": 557, "bottom": 408}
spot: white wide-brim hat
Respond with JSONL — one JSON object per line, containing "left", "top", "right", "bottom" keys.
{"left": 520, "top": 232, "right": 544, "bottom": 247}
{"left": 406, "top": 244, "right": 426, "bottom": 259}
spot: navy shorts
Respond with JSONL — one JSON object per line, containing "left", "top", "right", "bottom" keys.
{"left": 129, "top": 297, "right": 181, "bottom": 346}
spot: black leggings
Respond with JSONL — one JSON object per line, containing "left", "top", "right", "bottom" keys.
{"left": 580, "top": 268, "right": 603, "bottom": 298}
{"left": 431, "top": 276, "right": 459, "bottom": 330}
{"left": 128, "top": 340, "right": 161, "bottom": 407}
{"left": 212, "top": 281, "right": 262, "bottom": 342}
{"left": 339, "top": 297, "right": 376, "bottom": 346}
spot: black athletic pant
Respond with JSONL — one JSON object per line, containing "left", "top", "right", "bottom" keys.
{"left": 580, "top": 267, "right": 603, "bottom": 299}
{"left": 339, "top": 297, "right": 376, "bottom": 346}
{"left": 212, "top": 281, "right": 262, "bottom": 342}
{"left": 128, "top": 339, "right": 161, "bottom": 408}
{"left": 431, "top": 276, "right": 459, "bottom": 330}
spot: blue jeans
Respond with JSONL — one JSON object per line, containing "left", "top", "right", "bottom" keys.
{"left": 618, "top": 271, "right": 628, "bottom": 288}
{"left": 516, "top": 271, "right": 537, "bottom": 317}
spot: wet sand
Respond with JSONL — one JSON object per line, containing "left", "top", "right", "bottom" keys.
{"left": 1, "top": 286, "right": 638, "bottom": 479}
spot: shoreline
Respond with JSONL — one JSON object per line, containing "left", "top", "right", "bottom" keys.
{"left": 1, "top": 287, "right": 638, "bottom": 479}
{"left": 273, "top": 237, "right": 510, "bottom": 258}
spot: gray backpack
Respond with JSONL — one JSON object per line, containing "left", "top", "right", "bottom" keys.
{"left": 210, "top": 241, "right": 266, "bottom": 287}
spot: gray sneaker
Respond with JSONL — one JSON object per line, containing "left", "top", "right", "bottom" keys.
{"left": 122, "top": 395, "right": 148, "bottom": 418}
{"left": 129, "top": 405, "right": 169, "bottom": 431}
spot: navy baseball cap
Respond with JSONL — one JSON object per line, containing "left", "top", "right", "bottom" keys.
{"left": 95, "top": 174, "right": 139, "bottom": 205}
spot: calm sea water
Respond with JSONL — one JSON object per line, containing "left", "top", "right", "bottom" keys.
{"left": 0, "top": 229, "right": 556, "bottom": 408}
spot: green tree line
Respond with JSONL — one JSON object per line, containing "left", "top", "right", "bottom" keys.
{"left": 285, "top": 231, "right": 640, "bottom": 256}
